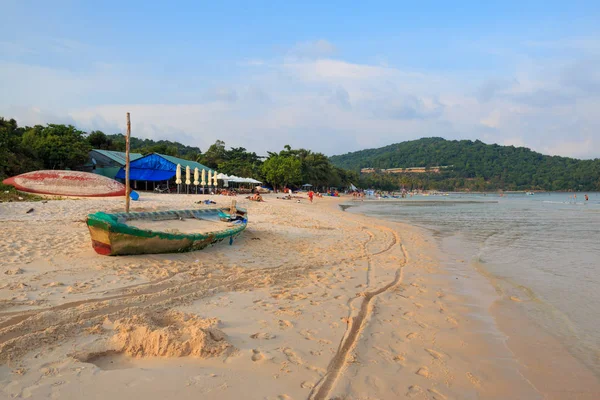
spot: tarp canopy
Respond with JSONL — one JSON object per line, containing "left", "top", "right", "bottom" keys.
{"left": 115, "top": 153, "right": 213, "bottom": 182}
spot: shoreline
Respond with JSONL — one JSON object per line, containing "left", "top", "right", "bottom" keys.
{"left": 344, "top": 199, "right": 600, "bottom": 398}
{"left": 0, "top": 193, "right": 598, "bottom": 399}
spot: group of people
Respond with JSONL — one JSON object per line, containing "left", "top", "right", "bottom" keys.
{"left": 218, "top": 189, "right": 237, "bottom": 196}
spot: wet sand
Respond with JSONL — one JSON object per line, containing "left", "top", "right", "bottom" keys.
{"left": 0, "top": 193, "right": 598, "bottom": 399}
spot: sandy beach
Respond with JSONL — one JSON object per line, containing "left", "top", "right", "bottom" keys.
{"left": 0, "top": 193, "right": 598, "bottom": 399}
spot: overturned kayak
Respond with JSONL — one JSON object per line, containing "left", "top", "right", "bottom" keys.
{"left": 86, "top": 207, "right": 247, "bottom": 256}
{"left": 3, "top": 170, "right": 128, "bottom": 197}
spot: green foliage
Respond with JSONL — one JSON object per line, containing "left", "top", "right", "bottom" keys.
{"left": 217, "top": 146, "right": 263, "bottom": 178}
{"left": 87, "top": 131, "right": 114, "bottom": 150}
{"left": 104, "top": 134, "right": 201, "bottom": 161}
{"left": 198, "top": 140, "right": 226, "bottom": 168}
{"left": 330, "top": 137, "right": 600, "bottom": 191}
{"left": 1, "top": 118, "right": 41, "bottom": 178}
{"left": 21, "top": 124, "right": 91, "bottom": 170}
{"left": 0, "top": 183, "right": 44, "bottom": 202}
{"left": 262, "top": 155, "right": 302, "bottom": 190}
{"left": 260, "top": 145, "right": 358, "bottom": 190}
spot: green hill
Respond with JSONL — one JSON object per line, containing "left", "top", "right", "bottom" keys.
{"left": 329, "top": 137, "right": 600, "bottom": 191}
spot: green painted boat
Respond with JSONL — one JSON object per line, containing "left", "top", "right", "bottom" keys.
{"left": 86, "top": 207, "right": 247, "bottom": 256}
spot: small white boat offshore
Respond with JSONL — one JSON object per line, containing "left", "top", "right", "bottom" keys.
{"left": 526, "top": 192, "right": 534, "bottom": 195}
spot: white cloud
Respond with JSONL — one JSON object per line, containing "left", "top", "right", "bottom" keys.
{"left": 2, "top": 37, "right": 600, "bottom": 159}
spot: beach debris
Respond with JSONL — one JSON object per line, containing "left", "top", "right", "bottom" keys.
{"left": 18, "top": 196, "right": 23, "bottom": 200}
{"left": 26, "top": 208, "right": 34, "bottom": 214}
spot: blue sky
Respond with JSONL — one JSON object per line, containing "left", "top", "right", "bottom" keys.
{"left": 1, "top": 0, "right": 599, "bottom": 158}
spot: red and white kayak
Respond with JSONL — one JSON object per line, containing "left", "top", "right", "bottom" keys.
{"left": 2, "top": 170, "right": 127, "bottom": 197}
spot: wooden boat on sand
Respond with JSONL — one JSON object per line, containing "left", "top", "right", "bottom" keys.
{"left": 86, "top": 206, "right": 247, "bottom": 256}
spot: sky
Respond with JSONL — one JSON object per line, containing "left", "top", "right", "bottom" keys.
{"left": 1, "top": 0, "right": 599, "bottom": 159}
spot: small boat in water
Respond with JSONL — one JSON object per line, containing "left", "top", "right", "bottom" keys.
{"left": 86, "top": 206, "right": 247, "bottom": 256}
{"left": 526, "top": 192, "right": 534, "bottom": 195}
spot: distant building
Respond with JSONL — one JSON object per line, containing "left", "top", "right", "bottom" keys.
{"left": 84, "top": 149, "right": 144, "bottom": 179}
{"left": 360, "top": 166, "right": 451, "bottom": 174}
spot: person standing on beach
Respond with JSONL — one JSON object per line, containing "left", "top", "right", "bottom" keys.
{"left": 308, "top": 190, "right": 314, "bottom": 203}
{"left": 585, "top": 194, "right": 589, "bottom": 201}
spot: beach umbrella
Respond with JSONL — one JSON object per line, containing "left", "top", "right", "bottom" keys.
{"left": 185, "top": 166, "right": 191, "bottom": 185}
{"left": 176, "top": 163, "right": 182, "bottom": 194}
{"left": 175, "top": 164, "right": 182, "bottom": 184}
{"left": 207, "top": 170, "right": 212, "bottom": 187}
{"left": 213, "top": 171, "right": 218, "bottom": 187}
{"left": 193, "top": 168, "right": 199, "bottom": 186}
{"left": 201, "top": 169, "right": 206, "bottom": 186}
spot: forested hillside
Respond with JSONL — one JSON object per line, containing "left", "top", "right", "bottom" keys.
{"left": 1, "top": 117, "right": 356, "bottom": 191}
{"left": 331, "top": 137, "right": 600, "bottom": 191}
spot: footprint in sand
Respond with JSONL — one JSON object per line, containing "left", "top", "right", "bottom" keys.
{"left": 416, "top": 367, "right": 430, "bottom": 378}
{"left": 250, "top": 332, "right": 276, "bottom": 340}
{"left": 406, "top": 385, "right": 424, "bottom": 397}
{"left": 406, "top": 332, "right": 417, "bottom": 340}
{"left": 403, "top": 311, "right": 415, "bottom": 319}
{"left": 251, "top": 349, "right": 265, "bottom": 362}
{"left": 446, "top": 317, "right": 458, "bottom": 326}
{"left": 278, "top": 320, "right": 293, "bottom": 329}
{"left": 300, "top": 381, "right": 314, "bottom": 389}
{"left": 466, "top": 372, "right": 480, "bottom": 386}
{"left": 424, "top": 349, "right": 445, "bottom": 360}
{"left": 393, "top": 354, "right": 406, "bottom": 363}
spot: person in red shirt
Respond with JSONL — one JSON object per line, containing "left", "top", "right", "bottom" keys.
{"left": 308, "top": 190, "right": 314, "bottom": 203}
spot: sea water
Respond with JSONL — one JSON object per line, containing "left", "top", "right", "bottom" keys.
{"left": 345, "top": 192, "right": 600, "bottom": 375}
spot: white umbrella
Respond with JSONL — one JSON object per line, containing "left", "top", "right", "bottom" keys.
{"left": 201, "top": 169, "right": 206, "bottom": 186}
{"left": 185, "top": 166, "right": 191, "bottom": 185}
{"left": 207, "top": 170, "right": 212, "bottom": 186}
{"left": 175, "top": 164, "right": 182, "bottom": 184}
{"left": 213, "top": 171, "right": 218, "bottom": 187}
{"left": 193, "top": 168, "right": 199, "bottom": 185}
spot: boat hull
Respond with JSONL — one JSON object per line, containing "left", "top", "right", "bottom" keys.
{"left": 3, "top": 170, "right": 126, "bottom": 197}
{"left": 86, "top": 208, "right": 247, "bottom": 256}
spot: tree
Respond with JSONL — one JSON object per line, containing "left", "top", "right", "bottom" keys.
{"left": 262, "top": 155, "right": 302, "bottom": 190}
{"left": 87, "top": 131, "right": 113, "bottom": 149}
{"left": 200, "top": 140, "right": 226, "bottom": 168}
{"left": 217, "top": 147, "right": 263, "bottom": 178}
{"left": 22, "top": 124, "right": 91, "bottom": 170}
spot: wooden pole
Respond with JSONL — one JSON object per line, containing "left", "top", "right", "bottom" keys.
{"left": 230, "top": 199, "right": 237, "bottom": 220}
{"left": 125, "top": 112, "right": 131, "bottom": 213}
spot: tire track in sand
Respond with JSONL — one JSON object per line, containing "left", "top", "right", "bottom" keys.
{"left": 309, "top": 226, "right": 408, "bottom": 400}
{"left": 0, "top": 224, "right": 387, "bottom": 362}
